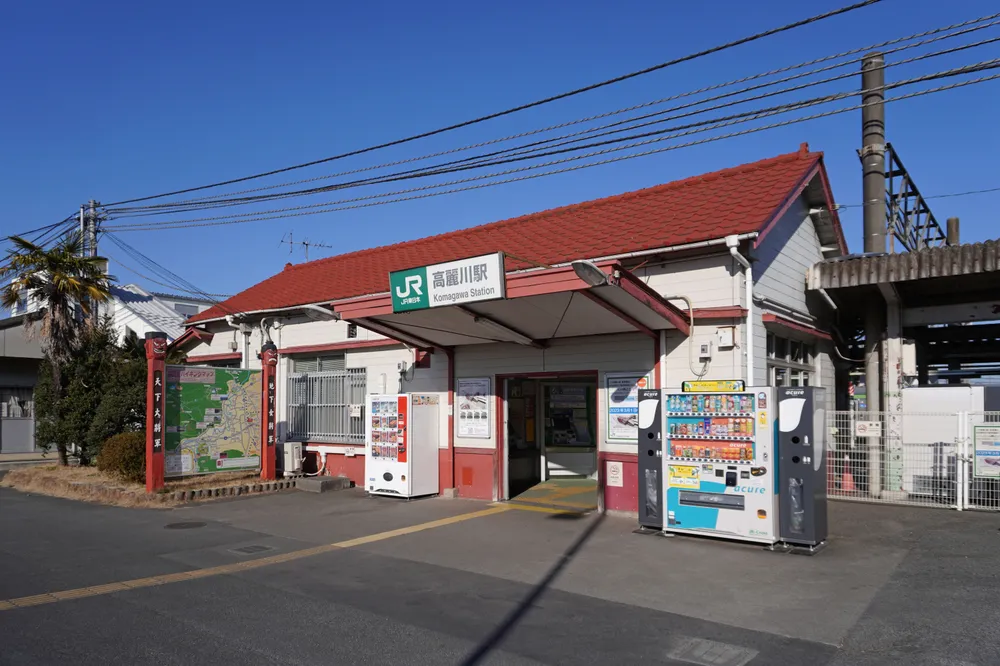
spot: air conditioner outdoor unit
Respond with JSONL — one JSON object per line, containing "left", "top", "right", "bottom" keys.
{"left": 283, "top": 442, "right": 303, "bottom": 477}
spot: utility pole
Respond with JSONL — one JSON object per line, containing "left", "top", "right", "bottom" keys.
{"left": 860, "top": 52, "right": 886, "bottom": 497}
{"left": 80, "top": 200, "right": 102, "bottom": 322}
{"left": 860, "top": 52, "right": 886, "bottom": 415}
{"left": 87, "top": 200, "right": 98, "bottom": 257}
{"left": 861, "top": 53, "right": 886, "bottom": 255}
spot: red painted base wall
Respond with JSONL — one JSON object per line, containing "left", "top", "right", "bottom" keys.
{"left": 304, "top": 450, "right": 365, "bottom": 487}
{"left": 455, "top": 448, "right": 495, "bottom": 500}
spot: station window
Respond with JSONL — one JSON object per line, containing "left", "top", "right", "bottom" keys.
{"left": 286, "top": 353, "right": 366, "bottom": 443}
{"left": 291, "top": 353, "right": 346, "bottom": 373}
{"left": 767, "top": 332, "right": 814, "bottom": 387}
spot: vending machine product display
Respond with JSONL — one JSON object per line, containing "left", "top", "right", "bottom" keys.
{"left": 365, "top": 393, "right": 440, "bottom": 498}
{"left": 663, "top": 388, "right": 778, "bottom": 544}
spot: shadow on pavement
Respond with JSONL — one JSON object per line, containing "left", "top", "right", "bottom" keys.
{"left": 459, "top": 511, "right": 606, "bottom": 666}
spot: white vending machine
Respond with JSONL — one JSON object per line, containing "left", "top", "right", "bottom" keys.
{"left": 663, "top": 386, "right": 778, "bottom": 545}
{"left": 365, "top": 393, "right": 440, "bottom": 498}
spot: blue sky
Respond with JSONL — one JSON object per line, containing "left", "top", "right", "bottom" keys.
{"left": 2, "top": 0, "right": 999, "bottom": 300}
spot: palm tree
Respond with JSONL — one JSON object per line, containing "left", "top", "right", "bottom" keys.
{"left": 1, "top": 232, "right": 114, "bottom": 464}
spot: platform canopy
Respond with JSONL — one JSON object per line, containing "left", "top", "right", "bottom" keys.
{"left": 333, "top": 260, "right": 690, "bottom": 349}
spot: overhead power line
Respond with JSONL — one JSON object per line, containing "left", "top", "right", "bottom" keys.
{"left": 103, "top": 0, "right": 883, "bottom": 207}
{"left": 102, "top": 234, "right": 235, "bottom": 311}
{"left": 103, "top": 60, "right": 1000, "bottom": 231}
{"left": 106, "top": 252, "right": 232, "bottom": 299}
{"left": 107, "top": 12, "right": 1000, "bottom": 216}
{"left": 102, "top": 70, "right": 1000, "bottom": 233}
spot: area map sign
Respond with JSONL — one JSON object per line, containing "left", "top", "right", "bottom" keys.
{"left": 164, "top": 365, "right": 262, "bottom": 477}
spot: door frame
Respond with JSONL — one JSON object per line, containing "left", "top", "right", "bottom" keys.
{"left": 495, "top": 370, "right": 599, "bottom": 501}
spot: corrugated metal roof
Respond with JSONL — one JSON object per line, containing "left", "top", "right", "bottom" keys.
{"left": 113, "top": 284, "right": 187, "bottom": 340}
{"left": 807, "top": 240, "right": 1000, "bottom": 290}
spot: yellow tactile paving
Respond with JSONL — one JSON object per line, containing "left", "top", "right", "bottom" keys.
{"left": 0, "top": 505, "right": 509, "bottom": 613}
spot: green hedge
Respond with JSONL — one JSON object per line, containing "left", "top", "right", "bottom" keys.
{"left": 97, "top": 432, "right": 146, "bottom": 484}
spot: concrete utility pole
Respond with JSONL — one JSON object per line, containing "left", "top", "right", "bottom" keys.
{"left": 946, "top": 217, "right": 961, "bottom": 246}
{"left": 860, "top": 52, "right": 886, "bottom": 497}
{"left": 860, "top": 52, "right": 886, "bottom": 416}
{"left": 861, "top": 53, "right": 886, "bottom": 255}
{"left": 87, "top": 200, "right": 99, "bottom": 257}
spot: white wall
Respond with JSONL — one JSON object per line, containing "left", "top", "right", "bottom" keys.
{"left": 643, "top": 252, "right": 742, "bottom": 309}
{"left": 752, "top": 193, "right": 838, "bottom": 397}
{"left": 452, "top": 333, "right": 654, "bottom": 455}
{"left": 755, "top": 197, "right": 820, "bottom": 313}
{"left": 643, "top": 251, "right": 747, "bottom": 384}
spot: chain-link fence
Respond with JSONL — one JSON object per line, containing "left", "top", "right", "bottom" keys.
{"left": 286, "top": 369, "right": 366, "bottom": 443}
{"left": 826, "top": 410, "right": 1000, "bottom": 512}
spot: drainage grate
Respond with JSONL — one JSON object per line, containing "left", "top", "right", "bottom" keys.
{"left": 666, "top": 637, "right": 759, "bottom": 666}
{"left": 164, "top": 522, "right": 206, "bottom": 530}
{"left": 231, "top": 544, "right": 274, "bottom": 555}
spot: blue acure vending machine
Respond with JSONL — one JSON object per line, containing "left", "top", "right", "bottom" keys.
{"left": 662, "top": 385, "right": 778, "bottom": 545}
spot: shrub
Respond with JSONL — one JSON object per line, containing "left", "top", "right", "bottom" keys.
{"left": 97, "top": 432, "right": 146, "bottom": 484}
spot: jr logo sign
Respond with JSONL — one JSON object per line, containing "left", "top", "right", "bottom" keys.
{"left": 390, "top": 267, "right": 429, "bottom": 312}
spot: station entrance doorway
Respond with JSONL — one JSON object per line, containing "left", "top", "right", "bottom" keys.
{"left": 501, "top": 373, "right": 599, "bottom": 511}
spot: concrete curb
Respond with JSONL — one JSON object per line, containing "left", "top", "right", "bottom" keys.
{"left": 167, "top": 478, "right": 300, "bottom": 503}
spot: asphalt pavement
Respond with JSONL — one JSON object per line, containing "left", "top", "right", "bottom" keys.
{"left": 1, "top": 486, "right": 999, "bottom": 665}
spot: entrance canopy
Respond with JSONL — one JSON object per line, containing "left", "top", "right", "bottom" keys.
{"left": 334, "top": 261, "right": 690, "bottom": 349}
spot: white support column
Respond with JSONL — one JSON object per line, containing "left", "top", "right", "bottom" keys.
{"left": 880, "top": 284, "right": 905, "bottom": 499}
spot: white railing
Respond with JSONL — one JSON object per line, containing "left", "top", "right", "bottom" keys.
{"left": 826, "top": 410, "right": 1000, "bottom": 512}
{"left": 286, "top": 369, "right": 366, "bottom": 443}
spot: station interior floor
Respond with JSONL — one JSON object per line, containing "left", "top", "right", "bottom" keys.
{"left": 508, "top": 478, "right": 598, "bottom": 511}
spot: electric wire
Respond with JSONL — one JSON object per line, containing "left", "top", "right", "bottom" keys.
{"left": 102, "top": 0, "right": 883, "bottom": 207}
{"left": 102, "top": 234, "right": 236, "bottom": 312}
{"left": 107, "top": 54, "right": 1000, "bottom": 228}
{"left": 105, "top": 251, "right": 232, "bottom": 299}
{"left": 103, "top": 70, "right": 1000, "bottom": 233}
{"left": 107, "top": 12, "right": 1000, "bottom": 216}
{"left": 103, "top": 61, "right": 1000, "bottom": 231}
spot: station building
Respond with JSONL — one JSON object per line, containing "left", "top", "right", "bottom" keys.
{"left": 174, "top": 144, "right": 846, "bottom": 513}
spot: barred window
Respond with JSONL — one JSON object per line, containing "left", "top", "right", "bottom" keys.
{"left": 286, "top": 357, "right": 365, "bottom": 443}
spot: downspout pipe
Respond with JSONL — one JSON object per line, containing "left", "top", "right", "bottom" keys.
{"left": 726, "top": 235, "right": 754, "bottom": 386}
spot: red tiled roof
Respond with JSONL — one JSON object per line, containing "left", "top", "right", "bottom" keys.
{"left": 189, "top": 146, "right": 831, "bottom": 323}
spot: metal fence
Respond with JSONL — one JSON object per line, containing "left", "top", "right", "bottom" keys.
{"left": 827, "top": 410, "right": 1000, "bottom": 512}
{"left": 286, "top": 369, "right": 366, "bottom": 443}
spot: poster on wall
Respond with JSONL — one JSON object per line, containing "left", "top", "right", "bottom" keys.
{"left": 606, "top": 372, "right": 650, "bottom": 441}
{"left": 973, "top": 425, "right": 1000, "bottom": 479}
{"left": 457, "top": 377, "right": 491, "bottom": 438}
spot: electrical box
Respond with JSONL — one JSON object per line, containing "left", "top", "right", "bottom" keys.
{"left": 228, "top": 341, "right": 239, "bottom": 352}
{"left": 698, "top": 342, "right": 713, "bottom": 361}
{"left": 283, "top": 442, "right": 303, "bottom": 477}
{"left": 716, "top": 327, "right": 735, "bottom": 349}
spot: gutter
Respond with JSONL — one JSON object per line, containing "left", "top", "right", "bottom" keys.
{"left": 726, "top": 235, "right": 754, "bottom": 385}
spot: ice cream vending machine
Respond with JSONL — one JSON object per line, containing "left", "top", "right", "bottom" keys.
{"left": 365, "top": 393, "right": 440, "bottom": 498}
{"left": 663, "top": 386, "right": 778, "bottom": 544}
